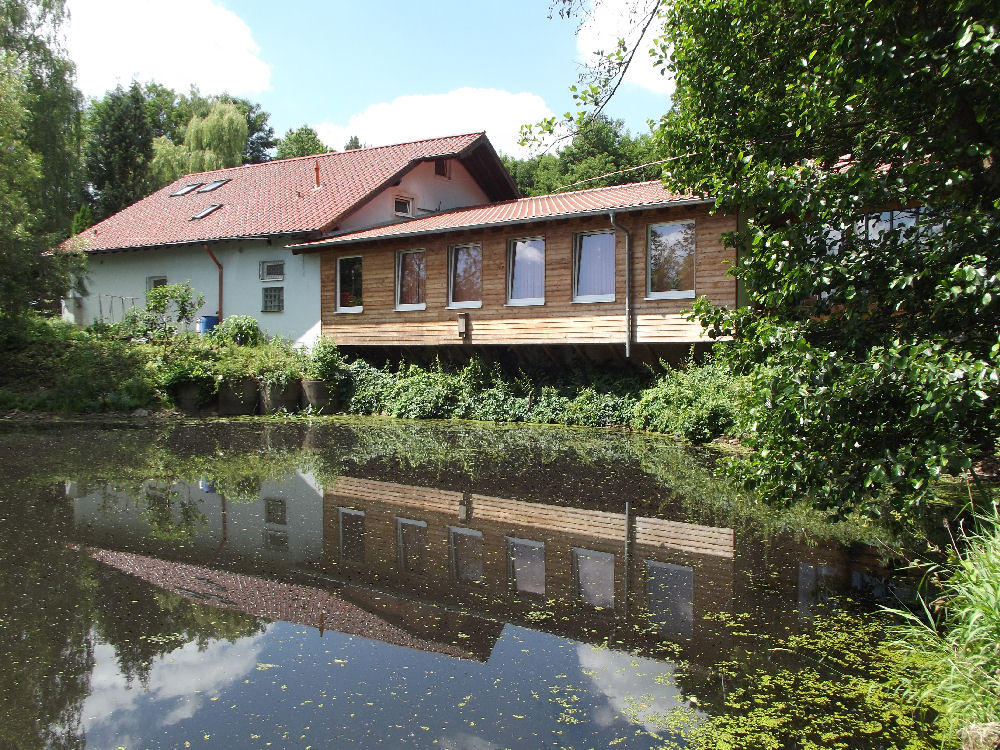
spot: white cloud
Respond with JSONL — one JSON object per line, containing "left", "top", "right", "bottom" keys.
{"left": 64, "top": 0, "right": 271, "bottom": 98}
{"left": 576, "top": 0, "right": 674, "bottom": 97}
{"left": 313, "top": 88, "right": 555, "bottom": 159}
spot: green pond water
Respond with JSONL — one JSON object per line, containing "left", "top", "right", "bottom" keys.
{"left": 0, "top": 419, "right": 940, "bottom": 749}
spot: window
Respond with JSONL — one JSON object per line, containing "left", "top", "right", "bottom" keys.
{"left": 507, "top": 237, "right": 545, "bottom": 305}
{"left": 146, "top": 275, "right": 167, "bottom": 291}
{"left": 259, "top": 260, "right": 284, "bottom": 281}
{"left": 448, "top": 244, "right": 482, "bottom": 308}
{"left": 261, "top": 286, "right": 284, "bottom": 312}
{"left": 395, "top": 249, "right": 426, "bottom": 310}
{"left": 645, "top": 561, "right": 694, "bottom": 638}
{"left": 573, "top": 231, "right": 615, "bottom": 302}
{"left": 264, "top": 498, "right": 287, "bottom": 526}
{"left": 393, "top": 196, "right": 413, "bottom": 217}
{"left": 647, "top": 220, "right": 696, "bottom": 299}
{"left": 434, "top": 158, "right": 450, "bottom": 178}
{"left": 572, "top": 548, "right": 615, "bottom": 608}
{"left": 336, "top": 256, "right": 363, "bottom": 312}
{"left": 397, "top": 518, "right": 427, "bottom": 575}
{"left": 263, "top": 530, "right": 288, "bottom": 550}
{"left": 339, "top": 508, "right": 365, "bottom": 563}
{"left": 449, "top": 527, "right": 484, "bottom": 583}
{"left": 507, "top": 537, "right": 545, "bottom": 595}
{"left": 190, "top": 203, "right": 222, "bottom": 220}
{"left": 170, "top": 183, "right": 202, "bottom": 196}
{"left": 196, "top": 178, "right": 230, "bottom": 193}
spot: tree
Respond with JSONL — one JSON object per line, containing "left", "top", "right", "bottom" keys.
{"left": 84, "top": 82, "right": 154, "bottom": 220}
{"left": 225, "top": 96, "right": 276, "bottom": 163}
{"left": 344, "top": 134, "right": 362, "bottom": 150}
{"left": 150, "top": 100, "right": 249, "bottom": 186}
{"left": 647, "top": 0, "right": 1000, "bottom": 515}
{"left": 276, "top": 125, "right": 329, "bottom": 159}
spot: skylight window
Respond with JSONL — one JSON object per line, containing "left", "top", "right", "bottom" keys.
{"left": 196, "top": 178, "right": 231, "bottom": 193}
{"left": 170, "top": 183, "right": 203, "bottom": 196}
{"left": 190, "top": 204, "right": 222, "bottom": 220}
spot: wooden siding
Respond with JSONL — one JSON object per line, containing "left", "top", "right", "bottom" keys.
{"left": 319, "top": 205, "right": 737, "bottom": 347}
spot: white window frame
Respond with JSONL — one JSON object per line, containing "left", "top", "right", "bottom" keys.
{"left": 572, "top": 230, "right": 616, "bottom": 303}
{"left": 146, "top": 275, "right": 167, "bottom": 291}
{"left": 506, "top": 237, "right": 545, "bottom": 306}
{"left": 396, "top": 517, "right": 428, "bottom": 575}
{"left": 259, "top": 260, "right": 285, "bottom": 281}
{"left": 446, "top": 243, "right": 483, "bottom": 310}
{"left": 393, "top": 195, "right": 414, "bottom": 217}
{"left": 261, "top": 286, "right": 284, "bottom": 313}
{"left": 646, "top": 219, "right": 697, "bottom": 300}
{"left": 448, "top": 526, "right": 484, "bottom": 584}
{"left": 395, "top": 249, "right": 426, "bottom": 311}
{"left": 336, "top": 256, "right": 363, "bottom": 314}
{"left": 506, "top": 536, "right": 546, "bottom": 595}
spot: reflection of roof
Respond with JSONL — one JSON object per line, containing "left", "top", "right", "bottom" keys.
{"left": 61, "top": 133, "right": 516, "bottom": 253}
{"left": 87, "top": 547, "right": 485, "bottom": 660}
{"left": 291, "top": 181, "right": 709, "bottom": 251}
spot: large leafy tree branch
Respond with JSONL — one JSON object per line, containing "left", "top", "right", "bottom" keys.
{"left": 653, "top": 0, "right": 999, "bottom": 515}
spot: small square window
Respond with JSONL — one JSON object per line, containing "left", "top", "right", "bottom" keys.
{"left": 259, "top": 260, "right": 285, "bottom": 281}
{"left": 337, "top": 256, "right": 363, "bottom": 312}
{"left": 573, "top": 231, "right": 615, "bottom": 302}
{"left": 264, "top": 498, "right": 287, "bottom": 526}
{"left": 262, "top": 286, "right": 284, "bottom": 312}
{"left": 393, "top": 196, "right": 413, "bottom": 217}
{"left": 146, "top": 275, "right": 167, "bottom": 291}
{"left": 263, "top": 530, "right": 288, "bottom": 550}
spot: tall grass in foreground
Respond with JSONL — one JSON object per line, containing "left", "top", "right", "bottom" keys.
{"left": 890, "top": 498, "right": 1000, "bottom": 748}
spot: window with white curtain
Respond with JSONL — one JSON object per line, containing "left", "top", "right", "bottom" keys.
{"left": 573, "top": 231, "right": 615, "bottom": 302}
{"left": 507, "top": 237, "right": 545, "bottom": 305}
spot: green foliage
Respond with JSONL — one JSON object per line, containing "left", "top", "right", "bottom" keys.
{"left": 210, "top": 315, "right": 262, "bottom": 347}
{"left": 304, "top": 337, "right": 347, "bottom": 382}
{"left": 150, "top": 100, "right": 249, "bottom": 185}
{"left": 143, "top": 281, "right": 205, "bottom": 336}
{"left": 276, "top": 125, "right": 329, "bottom": 159}
{"left": 250, "top": 337, "right": 305, "bottom": 386}
{"left": 85, "top": 82, "right": 154, "bottom": 220}
{"left": 632, "top": 355, "right": 745, "bottom": 443}
{"left": 891, "top": 502, "right": 1000, "bottom": 741}
{"left": 69, "top": 202, "right": 93, "bottom": 234}
{"left": 344, "top": 134, "right": 362, "bottom": 150}
{"left": 639, "top": 0, "right": 1000, "bottom": 516}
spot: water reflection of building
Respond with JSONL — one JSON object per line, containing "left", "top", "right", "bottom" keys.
{"left": 320, "top": 476, "right": 735, "bottom": 653}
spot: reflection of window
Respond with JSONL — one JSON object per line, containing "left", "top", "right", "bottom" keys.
{"left": 397, "top": 517, "right": 427, "bottom": 574}
{"left": 798, "top": 562, "right": 841, "bottom": 614}
{"left": 645, "top": 561, "right": 693, "bottom": 638}
{"left": 572, "top": 548, "right": 615, "bottom": 608}
{"left": 507, "top": 537, "right": 545, "bottom": 595}
{"left": 647, "top": 221, "right": 695, "bottom": 299}
{"left": 337, "top": 256, "right": 363, "bottom": 313}
{"left": 573, "top": 231, "right": 615, "bottom": 302}
{"left": 263, "top": 530, "right": 288, "bottom": 550}
{"left": 449, "top": 527, "right": 484, "bottom": 583}
{"left": 448, "top": 244, "right": 482, "bottom": 308}
{"left": 262, "top": 286, "right": 284, "bottom": 312}
{"left": 264, "top": 498, "right": 287, "bottom": 525}
{"left": 507, "top": 237, "right": 545, "bottom": 305}
{"left": 339, "top": 508, "right": 365, "bottom": 563}
{"left": 146, "top": 275, "right": 167, "bottom": 291}
{"left": 396, "top": 250, "right": 426, "bottom": 310}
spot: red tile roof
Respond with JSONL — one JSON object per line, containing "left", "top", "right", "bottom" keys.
{"left": 63, "top": 133, "right": 499, "bottom": 253}
{"left": 290, "top": 180, "right": 709, "bottom": 251}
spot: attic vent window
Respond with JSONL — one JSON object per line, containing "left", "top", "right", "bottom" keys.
{"left": 393, "top": 196, "right": 413, "bottom": 217}
{"left": 196, "top": 178, "right": 231, "bottom": 193}
{"left": 190, "top": 203, "right": 222, "bottom": 220}
{"left": 171, "top": 183, "right": 203, "bottom": 196}
{"left": 434, "top": 158, "right": 449, "bottom": 178}
{"left": 259, "top": 260, "right": 284, "bottom": 281}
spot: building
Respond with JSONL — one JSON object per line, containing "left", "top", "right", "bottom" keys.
{"left": 60, "top": 133, "right": 518, "bottom": 346}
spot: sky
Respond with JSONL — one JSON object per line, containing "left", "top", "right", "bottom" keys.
{"left": 61, "top": 0, "right": 674, "bottom": 159}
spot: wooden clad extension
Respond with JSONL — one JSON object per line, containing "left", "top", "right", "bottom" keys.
{"left": 318, "top": 204, "right": 736, "bottom": 348}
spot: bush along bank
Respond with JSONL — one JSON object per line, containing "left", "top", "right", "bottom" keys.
{"left": 0, "top": 313, "right": 745, "bottom": 443}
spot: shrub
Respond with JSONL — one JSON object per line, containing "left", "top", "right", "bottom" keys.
{"left": 384, "top": 365, "right": 461, "bottom": 420}
{"left": 305, "top": 338, "right": 347, "bottom": 383}
{"left": 249, "top": 338, "right": 305, "bottom": 386}
{"left": 345, "top": 360, "right": 395, "bottom": 414}
{"left": 564, "top": 387, "right": 637, "bottom": 428}
{"left": 210, "top": 315, "right": 263, "bottom": 347}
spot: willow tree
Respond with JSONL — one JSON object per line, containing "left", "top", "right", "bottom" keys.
{"left": 150, "top": 100, "right": 249, "bottom": 185}
{"left": 649, "top": 0, "right": 1000, "bottom": 515}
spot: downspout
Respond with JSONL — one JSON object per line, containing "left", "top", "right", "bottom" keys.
{"left": 608, "top": 211, "right": 632, "bottom": 358}
{"left": 203, "top": 244, "right": 223, "bottom": 318}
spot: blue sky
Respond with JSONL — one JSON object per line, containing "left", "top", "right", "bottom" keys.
{"left": 63, "top": 0, "right": 672, "bottom": 157}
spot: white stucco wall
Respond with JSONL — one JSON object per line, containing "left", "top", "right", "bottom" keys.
{"left": 66, "top": 239, "right": 323, "bottom": 347}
